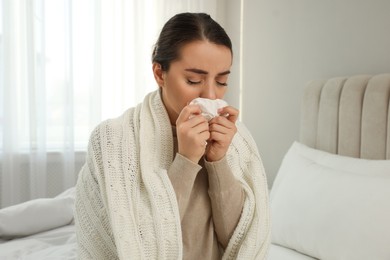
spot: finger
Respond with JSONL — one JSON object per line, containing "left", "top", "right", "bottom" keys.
{"left": 200, "top": 131, "right": 211, "bottom": 143}
{"left": 189, "top": 130, "right": 210, "bottom": 148}
{"left": 187, "top": 114, "right": 209, "bottom": 128}
{"left": 191, "top": 120, "right": 210, "bottom": 135}
{"left": 218, "top": 106, "right": 239, "bottom": 123}
{"left": 176, "top": 104, "right": 202, "bottom": 125}
{"left": 180, "top": 117, "right": 210, "bottom": 136}
{"left": 209, "top": 116, "right": 237, "bottom": 130}
{"left": 177, "top": 119, "right": 209, "bottom": 142}
{"left": 209, "top": 131, "right": 228, "bottom": 143}
{"left": 208, "top": 126, "right": 237, "bottom": 143}
{"left": 209, "top": 122, "right": 232, "bottom": 134}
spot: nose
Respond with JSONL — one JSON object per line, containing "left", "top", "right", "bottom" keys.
{"left": 201, "top": 82, "right": 217, "bottom": 100}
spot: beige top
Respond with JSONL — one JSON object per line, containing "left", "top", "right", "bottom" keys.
{"left": 168, "top": 128, "right": 245, "bottom": 260}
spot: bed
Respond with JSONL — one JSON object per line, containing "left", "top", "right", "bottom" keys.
{"left": 268, "top": 73, "right": 390, "bottom": 260}
{"left": 0, "top": 188, "right": 76, "bottom": 259}
{"left": 1, "top": 73, "right": 389, "bottom": 259}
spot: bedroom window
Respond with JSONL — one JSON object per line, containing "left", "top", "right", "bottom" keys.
{"left": 0, "top": 0, "right": 160, "bottom": 153}
{"left": 0, "top": 0, "right": 220, "bottom": 208}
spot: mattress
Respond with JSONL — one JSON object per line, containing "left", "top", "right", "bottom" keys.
{"left": 0, "top": 224, "right": 76, "bottom": 260}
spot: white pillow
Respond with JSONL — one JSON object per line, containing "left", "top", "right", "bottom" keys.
{"left": 270, "top": 142, "right": 390, "bottom": 260}
{"left": 0, "top": 187, "right": 75, "bottom": 239}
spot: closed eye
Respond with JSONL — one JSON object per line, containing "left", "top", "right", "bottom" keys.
{"left": 217, "top": 81, "right": 228, "bottom": 86}
{"left": 187, "top": 79, "right": 201, "bottom": 85}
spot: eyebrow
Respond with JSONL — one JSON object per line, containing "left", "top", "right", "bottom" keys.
{"left": 185, "top": 68, "right": 231, "bottom": 76}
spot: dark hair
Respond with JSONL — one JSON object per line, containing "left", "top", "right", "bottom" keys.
{"left": 152, "top": 12, "right": 232, "bottom": 71}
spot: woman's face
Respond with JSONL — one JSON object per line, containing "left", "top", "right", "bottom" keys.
{"left": 153, "top": 40, "right": 232, "bottom": 125}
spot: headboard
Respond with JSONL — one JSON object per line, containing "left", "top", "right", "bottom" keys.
{"left": 300, "top": 73, "right": 390, "bottom": 159}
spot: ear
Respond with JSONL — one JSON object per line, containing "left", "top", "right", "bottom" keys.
{"left": 152, "top": 63, "right": 165, "bottom": 88}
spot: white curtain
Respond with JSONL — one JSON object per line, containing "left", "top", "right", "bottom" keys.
{"left": 0, "top": 0, "right": 221, "bottom": 208}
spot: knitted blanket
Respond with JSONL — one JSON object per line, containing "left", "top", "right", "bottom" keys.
{"left": 74, "top": 90, "right": 270, "bottom": 259}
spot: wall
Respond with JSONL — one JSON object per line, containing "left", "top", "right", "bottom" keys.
{"left": 226, "top": 0, "right": 390, "bottom": 187}
{"left": 222, "top": 0, "right": 242, "bottom": 110}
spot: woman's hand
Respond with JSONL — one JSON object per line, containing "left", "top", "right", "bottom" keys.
{"left": 176, "top": 105, "right": 210, "bottom": 163}
{"left": 206, "top": 106, "right": 239, "bottom": 162}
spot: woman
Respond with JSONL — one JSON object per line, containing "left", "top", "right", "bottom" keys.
{"left": 75, "top": 12, "right": 270, "bottom": 259}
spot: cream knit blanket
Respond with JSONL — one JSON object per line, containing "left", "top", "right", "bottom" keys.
{"left": 74, "top": 90, "right": 270, "bottom": 259}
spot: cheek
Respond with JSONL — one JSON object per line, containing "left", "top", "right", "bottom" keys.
{"left": 217, "top": 88, "right": 227, "bottom": 99}
{"left": 181, "top": 94, "right": 198, "bottom": 107}
{"left": 171, "top": 88, "right": 193, "bottom": 110}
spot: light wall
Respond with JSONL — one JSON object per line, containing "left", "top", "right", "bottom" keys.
{"left": 222, "top": 0, "right": 242, "bottom": 110}
{"left": 224, "top": 0, "right": 390, "bottom": 187}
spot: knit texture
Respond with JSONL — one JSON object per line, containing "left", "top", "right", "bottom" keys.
{"left": 74, "top": 90, "right": 271, "bottom": 259}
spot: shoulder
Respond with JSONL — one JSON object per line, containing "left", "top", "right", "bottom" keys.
{"left": 87, "top": 107, "right": 137, "bottom": 150}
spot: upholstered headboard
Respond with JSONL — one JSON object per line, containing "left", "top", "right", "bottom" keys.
{"left": 300, "top": 73, "right": 390, "bottom": 159}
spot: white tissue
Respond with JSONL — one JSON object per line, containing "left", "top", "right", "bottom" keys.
{"left": 189, "top": 98, "right": 228, "bottom": 121}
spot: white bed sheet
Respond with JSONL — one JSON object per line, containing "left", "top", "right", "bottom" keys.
{"left": 0, "top": 218, "right": 322, "bottom": 260}
{"left": 0, "top": 187, "right": 76, "bottom": 260}
{"left": 0, "top": 186, "right": 318, "bottom": 260}
{"left": 268, "top": 243, "right": 318, "bottom": 260}
{"left": 0, "top": 224, "right": 76, "bottom": 260}
{"left": 2, "top": 230, "right": 317, "bottom": 260}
